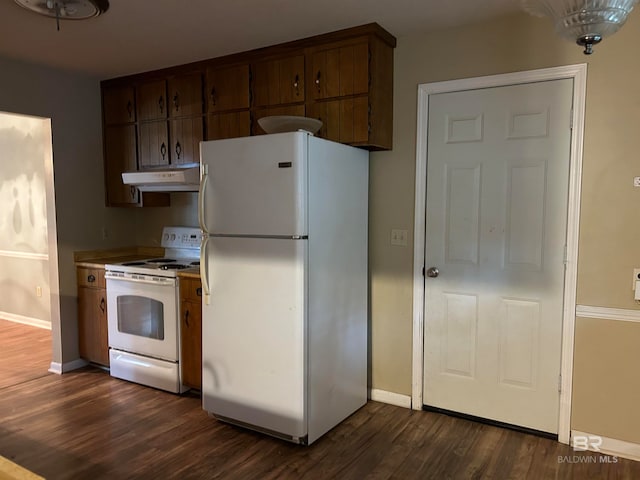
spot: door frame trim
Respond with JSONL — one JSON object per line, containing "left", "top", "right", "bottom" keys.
{"left": 411, "top": 64, "right": 587, "bottom": 445}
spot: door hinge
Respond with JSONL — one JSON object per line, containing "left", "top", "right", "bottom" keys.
{"left": 558, "top": 374, "right": 562, "bottom": 393}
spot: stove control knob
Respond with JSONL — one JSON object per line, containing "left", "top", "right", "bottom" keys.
{"left": 171, "top": 234, "right": 176, "bottom": 241}
{"left": 164, "top": 233, "right": 170, "bottom": 241}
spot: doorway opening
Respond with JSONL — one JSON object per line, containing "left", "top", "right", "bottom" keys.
{"left": 0, "top": 111, "right": 58, "bottom": 386}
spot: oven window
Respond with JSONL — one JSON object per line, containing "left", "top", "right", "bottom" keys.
{"left": 116, "top": 295, "right": 165, "bottom": 340}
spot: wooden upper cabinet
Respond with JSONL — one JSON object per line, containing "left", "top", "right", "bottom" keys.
{"left": 168, "top": 73, "right": 204, "bottom": 117}
{"left": 206, "top": 64, "right": 250, "bottom": 113}
{"left": 308, "top": 97, "right": 368, "bottom": 145}
{"left": 207, "top": 111, "right": 251, "bottom": 141}
{"left": 253, "top": 55, "right": 304, "bottom": 107}
{"left": 170, "top": 117, "right": 203, "bottom": 165}
{"left": 137, "top": 80, "right": 168, "bottom": 121}
{"left": 138, "top": 121, "right": 169, "bottom": 168}
{"left": 103, "top": 85, "right": 135, "bottom": 124}
{"left": 309, "top": 42, "right": 369, "bottom": 101}
{"left": 104, "top": 124, "right": 139, "bottom": 206}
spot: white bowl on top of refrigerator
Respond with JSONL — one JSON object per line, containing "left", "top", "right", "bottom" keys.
{"left": 257, "top": 116, "right": 322, "bottom": 135}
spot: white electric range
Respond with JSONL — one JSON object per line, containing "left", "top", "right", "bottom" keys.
{"left": 104, "top": 226, "right": 201, "bottom": 393}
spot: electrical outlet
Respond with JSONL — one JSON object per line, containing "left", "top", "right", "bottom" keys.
{"left": 36, "top": 286, "right": 42, "bottom": 297}
{"left": 633, "top": 269, "right": 640, "bottom": 290}
{"left": 391, "top": 229, "right": 408, "bottom": 247}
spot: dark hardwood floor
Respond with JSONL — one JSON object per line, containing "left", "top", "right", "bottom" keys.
{"left": 1, "top": 323, "right": 638, "bottom": 479}
{"left": 0, "top": 319, "right": 51, "bottom": 389}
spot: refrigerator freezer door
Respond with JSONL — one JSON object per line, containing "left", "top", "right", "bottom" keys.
{"left": 202, "top": 236, "right": 307, "bottom": 438}
{"left": 200, "top": 132, "right": 308, "bottom": 237}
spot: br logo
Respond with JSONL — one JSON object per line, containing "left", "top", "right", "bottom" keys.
{"left": 572, "top": 435, "right": 603, "bottom": 452}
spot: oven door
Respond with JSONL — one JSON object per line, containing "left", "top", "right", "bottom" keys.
{"left": 106, "top": 272, "right": 179, "bottom": 362}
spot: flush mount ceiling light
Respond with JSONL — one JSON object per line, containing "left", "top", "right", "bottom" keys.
{"left": 14, "top": 0, "right": 109, "bottom": 30}
{"left": 522, "top": 0, "right": 638, "bottom": 54}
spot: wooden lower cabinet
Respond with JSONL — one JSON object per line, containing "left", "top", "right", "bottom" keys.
{"left": 77, "top": 267, "right": 109, "bottom": 367}
{"left": 180, "top": 277, "right": 202, "bottom": 390}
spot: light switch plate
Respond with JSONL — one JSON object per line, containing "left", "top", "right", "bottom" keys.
{"left": 634, "top": 177, "right": 640, "bottom": 187}
{"left": 391, "top": 229, "right": 408, "bottom": 246}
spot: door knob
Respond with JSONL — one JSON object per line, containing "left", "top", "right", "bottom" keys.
{"left": 426, "top": 267, "right": 439, "bottom": 278}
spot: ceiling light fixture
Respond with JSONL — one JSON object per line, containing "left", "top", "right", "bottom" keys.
{"left": 14, "top": 0, "right": 109, "bottom": 31}
{"left": 522, "top": 0, "right": 638, "bottom": 54}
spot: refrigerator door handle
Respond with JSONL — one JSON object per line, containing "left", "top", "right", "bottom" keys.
{"left": 200, "top": 235, "right": 211, "bottom": 305}
{"left": 198, "top": 164, "right": 209, "bottom": 234}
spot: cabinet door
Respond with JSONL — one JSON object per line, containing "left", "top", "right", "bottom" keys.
{"left": 253, "top": 55, "right": 304, "bottom": 107}
{"left": 139, "top": 121, "right": 170, "bottom": 168}
{"left": 78, "top": 286, "right": 109, "bottom": 366}
{"left": 309, "top": 42, "right": 369, "bottom": 100}
{"left": 170, "top": 117, "right": 203, "bottom": 165}
{"left": 253, "top": 105, "right": 305, "bottom": 135}
{"left": 206, "top": 111, "right": 251, "bottom": 140}
{"left": 180, "top": 300, "right": 202, "bottom": 389}
{"left": 308, "top": 97, "right": 368, "bottom": 144}
{"left": 103, "top": 85, "right": 135, "bottom": 124}
{"left": 206, "top": 64, "right": 250, "bottom": 112}
{"left": 168, "top": 73, "right": 204, "bottom": 117}
{"left": 137, "top": 80, "right": 168, "bottom": 121}
{"left": 104, "top": 124, "right": 139, "bottom": 206}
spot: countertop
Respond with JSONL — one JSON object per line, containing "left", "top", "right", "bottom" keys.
{"left": 74, "top": 246, "right": 201, "bottom": 281}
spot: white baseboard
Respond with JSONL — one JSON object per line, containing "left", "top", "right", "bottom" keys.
{"left": 1, "top": 311, "right": 51, "bottom": 330}
{"left": 572, "top": 430, "right": 640, "bottom": 462}
{"left": 48, "top": 358, "right": 88, "bottom": 375}
{"left": 369, "top": 388, "right": 412, "bottom": 409}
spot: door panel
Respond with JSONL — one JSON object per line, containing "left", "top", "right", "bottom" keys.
{"left": 202, "top": 236, "right": 307, "bottom": 437}
{"left": 423, "top": 79, "right": 573, "bottom": 434}
{"left": 200, "top": 132, "right": 308, "bottom": 236}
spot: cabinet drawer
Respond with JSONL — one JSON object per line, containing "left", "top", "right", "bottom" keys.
{"left": 77, "top": 267, "right": 106, "bottom": 289}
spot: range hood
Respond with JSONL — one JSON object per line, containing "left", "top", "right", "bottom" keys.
{"left": 122, "top": 166, "right": 200, "bottom": 192}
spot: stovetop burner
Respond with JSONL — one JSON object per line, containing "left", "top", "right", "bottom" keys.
{"left": 147, "top": 258, "right": 177, "bottom": 264}
{"left": 190, "top": 261, "right": 200, "bottom": 266}
{"left": 122, "top": 261, "right": 147, "bottom": 266}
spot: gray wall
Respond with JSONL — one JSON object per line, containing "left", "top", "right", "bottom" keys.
{"left": 0, "top": 56, "right": 136, "bottom": 364}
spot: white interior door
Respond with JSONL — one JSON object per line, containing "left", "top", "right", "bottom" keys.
{"left": 422, "top": 79, "right": 573, "bottom": 434}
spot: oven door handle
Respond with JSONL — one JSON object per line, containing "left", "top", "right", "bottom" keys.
{"left": 105, "top": 273, "right": 176, "bottom": 287}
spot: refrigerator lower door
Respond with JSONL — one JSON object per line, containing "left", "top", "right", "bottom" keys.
{"left": 202, "top": 236, "right": 307, "bottom": 440}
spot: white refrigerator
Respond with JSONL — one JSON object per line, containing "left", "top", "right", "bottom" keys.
{"left": 198, "top": 131, "right": 369, "bottom": 445}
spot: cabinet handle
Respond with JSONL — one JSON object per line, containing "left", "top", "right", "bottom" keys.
{"left": 294, "top": 74, "right": 300, "bottom": 96}
{"left": 99, "top": 297, "right": 106, "bottom": 313}
{"left": 87, "top": 274, "right": 96, "bottom": 283}
{"left": 175, "top": 141, "right": 182, "bottom": 160}
{"left": 210, "top": 87, "right": 217, "bottom": 106}
{"left": 126, "top": 100, "right": 133, "bottom": 119}
{"left": 185, "top": 309, "right": 190, "bottom": 327}
{"left": 196, "top": 287, "right": 202, "bottom": 297}
{"left": 173, "top": 93, "right": 179, "bottom": 112}
{"left": 315, "top": 71, "right": 321, "bottom": 93}
{"left": 160, "top": 142, "right": 167, "bottom": 160}
{"left": 158, "top": 96, "right": 164, "bottom": 114}
{"left": 130, "top": 185, "right": 137, "bottom": 200}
